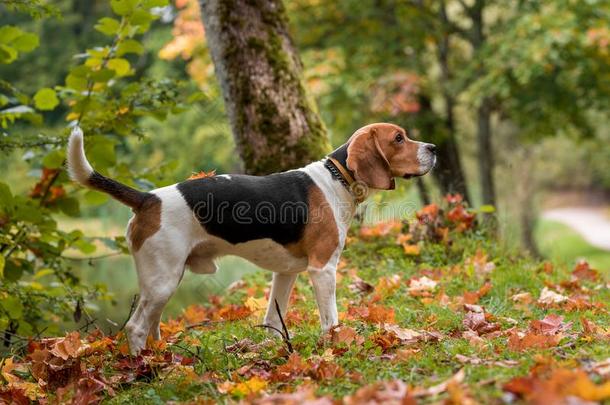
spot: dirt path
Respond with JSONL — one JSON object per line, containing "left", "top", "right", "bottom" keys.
{"left": 542, "top": 207, "right": 610, "bottom": 251}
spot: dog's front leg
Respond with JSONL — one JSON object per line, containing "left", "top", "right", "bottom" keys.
{"left": 263, "top": 272, "right": 297, "bottom": 335}
{"left": 308, "top": 265, "right": 338, "bottom": 332}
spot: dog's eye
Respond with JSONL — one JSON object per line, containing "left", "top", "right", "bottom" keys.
{"left": 395, "top": 133, "right": 404, "bottom": 143}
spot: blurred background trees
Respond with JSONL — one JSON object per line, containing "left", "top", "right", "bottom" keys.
{"left": 1, "top": 0, "right": 609, "bottom": 344}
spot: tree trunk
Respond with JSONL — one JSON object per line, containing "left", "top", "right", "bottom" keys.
{"left": 470, "top": 0, "right": 497, "bottom": 206}
{"left": 415, "top": 178, "right": 431, "bottom": 205}
{"left": 434, "top": 17, "right": 472, "bottom": 203}
{"left": 200, "top": 0, "right": 330, "bottom": 175}
{"left": 477, "top": 101, "right": 496, "bottom": 205}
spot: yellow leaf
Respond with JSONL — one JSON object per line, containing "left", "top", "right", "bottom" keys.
{"left": 245, "top": 296, "right": 268, "bottom": 318}
{"left": 230, "top": 376, "right": 267, "bottom": 396}
{"left": 402, "top": 243, "right": 420, "bottom": 255}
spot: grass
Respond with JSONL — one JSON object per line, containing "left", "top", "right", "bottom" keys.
{"left": 100, "top": 220, "right": 608, "bottom": 404}
{"left": 11, "top": 205, "right": 607, "bottom": 403}
{"left": 536, "top": 219, "right": 610, "bottom": 273}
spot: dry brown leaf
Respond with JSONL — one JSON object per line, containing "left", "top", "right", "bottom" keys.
{"left": 412, "top": 368, "right": 465, "bottom": 397}
{"left": 538, "top": 287, "right": 568, "bottom": 305}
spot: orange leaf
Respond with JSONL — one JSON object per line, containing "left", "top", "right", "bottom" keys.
{"left": 187, "top": 169, "right": 216, "bottom": 180}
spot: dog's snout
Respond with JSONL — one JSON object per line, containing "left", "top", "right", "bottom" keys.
{"left": 426, "top": 143, "right": 437, "bottom": 154}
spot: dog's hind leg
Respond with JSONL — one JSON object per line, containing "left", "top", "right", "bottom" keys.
{"left": 125, "top": 244, "right": 186, "bottom": 354}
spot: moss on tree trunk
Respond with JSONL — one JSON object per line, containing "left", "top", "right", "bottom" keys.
{"left": 200, "top": 0, "right": 330, "bottom": 175}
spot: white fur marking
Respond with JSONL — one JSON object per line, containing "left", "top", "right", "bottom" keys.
{"left": 67, "top": 126, "right": 94, "bottom": 185}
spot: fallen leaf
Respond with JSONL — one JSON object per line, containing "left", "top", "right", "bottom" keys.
{"left": 344, "top": 380, "right": 416, "bottom": 405}
{"left": 572, "top": 260, "right": 600, "bottom": 281}
{"left": 245, "top": 296, "right": 268, "bottom": 318}
{"left": 538, "top": 287, "right": 568, "bottom": 305}
{"left": 50, "top": 331, "right": 82, "bottom": 360}
{"left": 407, "top": 276, "right": 437, "bottom": 295}
{"left": 254, "top": 385, "right": 333, "bottom": 405}
{"left": 187, "top": 169, "right": 216, "bottom": 180}
{"left": 529, "top": 314, "right": 572, "bottom": 336}
{"left": 374, "top": 275, "right": 401, "bottom": 298}
{"left": 330, "top": 325, "right": 364, "bottom": 346}
{"left": 349, "top": 278, "right": 374, "bottom": 295}
{"left": 382, "top": 324, "right": 423, "bottom": 345}
{"left": 412, "top": 368, "right": 465, "bottom": 397}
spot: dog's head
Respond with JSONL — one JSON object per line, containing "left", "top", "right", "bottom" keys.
{"left": 345, "top": 123, "right": 436, "bottom": 190}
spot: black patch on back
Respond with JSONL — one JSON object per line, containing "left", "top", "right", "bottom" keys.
{"left": 176, "top": 171, "right": 314, "bottom": 245}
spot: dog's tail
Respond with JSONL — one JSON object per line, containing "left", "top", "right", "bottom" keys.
{"left": 67, "top": 126, "right": 150, "bottom": 210}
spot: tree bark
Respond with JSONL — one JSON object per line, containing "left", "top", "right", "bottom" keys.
{"left": 200, "top": 0, "right": 330, "bottom": 175}
{"left": 434, "top": 13, "right": 472, "bottom": 203}
{"left": 476, "top": 101, "right": 496, "bottom": 205}
{"left": 470, "top": 0, "right": 496, "bottom": 206}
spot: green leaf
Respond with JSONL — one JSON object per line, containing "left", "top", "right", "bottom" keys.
{"left": 0, "top": 256, "right": 4, "bottom": 279}
{"left": 14, "top": 203, "right": 42, "bottom": 223}
{"left": 12, "top": 32, "right": 39, "bottom": 52}
{"left": 42, "top": 149, "right": 65, "bottom": 169}
{"left": 95, "top": 17, "right": 121, "bottom": 36}
{"left": 111, "top": 0, "right": 137, "bottom": 16}
{"left": 84, "top": 190, "right": 109, "bottom": 206}
{"left": 0, "top": 44, "right": 18, "bottom": 64}
{"left": 88, "top": 138, "right": 116, "bottom": 170}
{"left": 57, "top": 197, "right": 80, "bottom": 217}
{"left": 143, "top": 0, "right": 169, "bottom": 7}
{"left": 117, "top": 39, "right": 144, "bottom": 56}
{"left": 0, "top": 296, "right": 23, "bottom": 319}
{"left": 0, "top": 182, "right": 13, "bottom": 208}
{"left": 0, "top": 26, "right": 22, "bottom": 43}
{"left": 107, "top": 58, "right": 131, "bottom": 76}
{"left": 33, "top": 88, "right": 59, "bottom": 111}
{"left": 479, "top": 205, "right": 496, "bottom": 214}
{"left": 74, "top": 238, "right": 96, "bottom": 254}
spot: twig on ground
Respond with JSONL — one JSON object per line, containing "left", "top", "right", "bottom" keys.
{"left": 254, "top": 299, "right": 293, "bottom": 353}
{"left": 119, "top": 294, "right": 139, "bottom": 331}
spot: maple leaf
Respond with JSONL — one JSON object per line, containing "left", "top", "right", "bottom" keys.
{"left": 465, "top": 249, "right": 495, "bottom": 275}
{"left": 359, "top": 220, "right": 403, "bottom": 238}
{"left": 272, "top": 352, "right": 308, "bottom": 382}
{"left": 462, "top": 330, "right": 486, "bottom": 348}
{"left": 382, "top": 324, "right": 424, "bottom": 345}
{"left": 537, "top": 287, "right": 568, "bottom": 305}
{"left": 374, "top": 275, "right": 401, "bottom": 298}
{"left": 1, "top": 358, "right": 42, "bottom": 400}
{"left": 344, "top": 380, "right": 416, "bottom": 405}
{"left": 346, "top": 304, "right": 395, "bottom": 324}
{"left": 50, "top": 331, "right": 82, "bottom": 360}
{"left": 507, "top": 329, "right": 561, "bottom": 352}
{"left": 187, "top": 169, "right": 216, "bottom": 180}
{"left": 245, "top": 296, "right": 268, "bottom": 318}
{"left": 228, "top": 376, "right": 267, "bottom": 397}
{"left": 412, "top": 369, "right": 465, "bottom": 397}
{"left": 407, "top": 276, "right": 437, "bottom": 296}
{"left": 504, "top": 368, "right": 610, "bottom": 403}
{"left": 330, "top": 325, "right": 364, "bottom": 346}
{"left": 462, "top": 282, "right": 492, "bottom": 304}
{"left": 572, "top": 260, "right": 600, "bottom": 281}
{"left": 529, "top": 314, "right": 572, "bottom": 336}
{"left": 348, "top": 278, "right": 374, "bottom": 295}
{"left": 254, "top": 385, "right": 332, "bottom": 405}
{"left": 401, "top": 243, "right": 421, "bottom": 255}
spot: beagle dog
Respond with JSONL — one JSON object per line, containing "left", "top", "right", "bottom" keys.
{"left": 67, "top": 123, "right": 436, "bottom": 354}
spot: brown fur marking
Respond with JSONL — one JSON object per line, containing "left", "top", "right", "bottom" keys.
{"left": 128, "top": 195, "right": 162, "bottom": 252}
{"left": 186, "top": 242, "right": 217, "bottom": 265}
{"left": 286, "top": 184, "right": 339, "bottom": 269}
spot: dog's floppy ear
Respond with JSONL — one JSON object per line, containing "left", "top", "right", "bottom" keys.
{"left": 346, "top": 127, "right": 395, "bottom": 190}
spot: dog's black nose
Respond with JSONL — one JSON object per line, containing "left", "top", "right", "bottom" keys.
{"left": 426, "top": 144, "right": 437, "bottom": 154}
